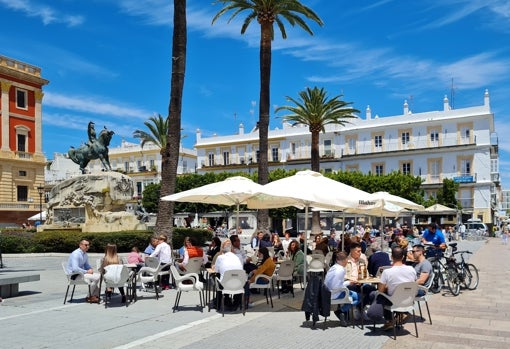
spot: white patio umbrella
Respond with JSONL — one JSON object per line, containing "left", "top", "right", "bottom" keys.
{"left": 160, "top": 176, "right": 263, "bottom": 229}
{"left": 367, "top": 191, "right": 424, "bottom": 211}
{"left": 246, "top": 170, "right": 372, "bottom": 284}
{"left": 353, "top": 191, "right": 423, "bottom": 244}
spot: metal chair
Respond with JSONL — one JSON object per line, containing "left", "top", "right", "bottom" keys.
{"left": 61, "top": 262, "right": 91, "bottom": 304}
{"left": 415, "top": 270, "right": 435, "bottom": 324}
{"left": 170, "top": 265, "right": 204, "bottom": 312}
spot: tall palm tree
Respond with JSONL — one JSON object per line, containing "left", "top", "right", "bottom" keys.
{"left": 276, "top": 86, "right": 359, "bottom": 233}
{"left": 156, "top": 0, "right": 187, "bottom": 237}
{"left": 133, "top": 114, "right": 169, "bottom": 151}
{"left": 212, "top": 0, "right": 323, "bottom": 229}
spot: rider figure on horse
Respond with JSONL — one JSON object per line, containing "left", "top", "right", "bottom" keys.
{"left": 87, "top": 121, "right": 96, "bottom": 147}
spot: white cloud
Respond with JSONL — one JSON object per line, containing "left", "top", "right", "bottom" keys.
{"left": 0, "top": 0, "right": 84, "bottom": 27}
{"left": 44, "top": 92, "right": 152, "bottom": 120}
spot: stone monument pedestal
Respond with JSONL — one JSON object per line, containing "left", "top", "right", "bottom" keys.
{"left": 38, "top": 172, "right": 147, "bottom": 233}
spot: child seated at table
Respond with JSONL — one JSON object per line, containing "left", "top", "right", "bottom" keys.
{"left": 127, "top": 246, "right": 144, "bottom": 271}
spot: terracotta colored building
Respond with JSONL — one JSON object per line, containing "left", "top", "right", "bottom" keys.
{"left": 0, "top": 55, "right": 49, "bottom": 225}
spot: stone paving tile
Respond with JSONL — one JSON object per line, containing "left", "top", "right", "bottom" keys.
{"left": 0, "top": 239, "right": 497, "bottom": 349}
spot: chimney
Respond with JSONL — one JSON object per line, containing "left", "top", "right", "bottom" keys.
{"left": 196, "top": 128, "right": 201, "bottom": 142}
{"left": 484, "top": 89, "right": 490, "bottom": 108}
{"left": 403, "top": 100, "right": 409, "bottom": 115}
{"left": 366, "top": 105, "right": 371, "bottom": 120}
{"left": 443, "top": 95, "right": 450, "bottom": 111}
{"left": 239, "top": 123, "right": 244, "bottom": 135}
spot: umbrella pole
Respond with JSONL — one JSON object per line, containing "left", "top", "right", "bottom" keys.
{"left": 303, "top": 205, "right": 309, "bottom": 287}
{"left": 341, "top": 211, "right": 345, "bottom": 251}
{"left": 236, "top": 202, "right": 240, "bottom": 233}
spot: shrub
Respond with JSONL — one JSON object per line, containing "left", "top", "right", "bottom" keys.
{"left": 0, "top": 228, "right": 213, "bottom": 253}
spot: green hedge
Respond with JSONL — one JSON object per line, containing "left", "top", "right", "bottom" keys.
{"left": 0, "top": 228, "right": 213, "bottom": 253}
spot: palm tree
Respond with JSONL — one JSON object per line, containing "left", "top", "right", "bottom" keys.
{"left": 276, "top": 86, "right": 359, "bottom": 233}
{"left": 212, "top": 0, "right": 323, "bottom": 229}
{"left": 156, "top": 0, "right": 187, "bottom": 237}
{"left": 133, "top": 114, "right": 169, "bottom": 151}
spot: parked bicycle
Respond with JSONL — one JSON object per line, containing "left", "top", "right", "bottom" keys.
{"left": 427, "top": 242, "right": 479, "bottom": 296}
{"left": 448, "top": 248, "right": 479, "bottom": 294}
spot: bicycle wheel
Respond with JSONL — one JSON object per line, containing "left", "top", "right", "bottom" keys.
{"left": 446, "top": 265, "right": 460, "bottom": 296}
{"left": 430, "top": 265, "right": 443, "bottom": 294}
{"left": 464, "top": 263, "right": 479, "bottom": 290}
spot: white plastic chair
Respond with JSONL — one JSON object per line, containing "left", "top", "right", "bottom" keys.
{"left": 181, "top": 256, "right": 204, "bottom": 275}
{"left": 373, "top": 282, "right": 419, "bottom": 339}
{"left": 62, "top": 262, "right": 91, "bottom": 304}
{"left": 328, "top": 287, "right": 356, "bottom": 328}
{"left": 101, "top": 264, "right": 131, "bottom": 308}
{"left": 170, "top": 265, "right": 204, "bottom": 312}
{"left": 144, "top": 256, "right": 160, "bottom": 269}
{"left": 137, "top": 263, "right": 169, "bottom": 300}
{"left": 308, "top": 254, "right": 325, "bottom": 273}
{"left": 415, "top": 270, "right": 435, "bottom": 324}
{"left": 217, "top": 269, "right": 247, "bottom": 317}
{"left": 250, "top": 273, "right": 273, "bottom": 308}
{"left": 275, "top": 260, "right": 295, "bottom": 298}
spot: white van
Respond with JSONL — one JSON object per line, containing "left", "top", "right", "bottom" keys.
{"left": 464, "top": 221, "right": 488, "bottom": 235}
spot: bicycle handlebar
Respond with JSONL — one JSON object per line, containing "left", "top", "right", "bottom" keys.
{"left": 452, "top": 250, "right": 472, "bottom": 255}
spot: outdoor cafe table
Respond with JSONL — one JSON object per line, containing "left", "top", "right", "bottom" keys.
{"left": 124, "top": 263, "right": 140, "bottom": 302}
{"left": 205, "top": 267, "right": 217, "bottom": 311}
{"left": 346, "top": 276, "right": 380, "bottom": 329}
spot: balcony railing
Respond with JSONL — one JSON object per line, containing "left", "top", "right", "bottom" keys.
{"left": 15, "top": 151, "right": 33, "bottom": 160}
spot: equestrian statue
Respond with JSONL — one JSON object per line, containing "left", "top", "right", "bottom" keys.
{"left": 68, "top": 121, "right": 115, "bottom": 174}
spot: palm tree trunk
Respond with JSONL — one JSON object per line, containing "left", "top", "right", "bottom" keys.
{"left": 156, "top": 0, "right": 187, "bottom": 239}
{"left": 256, "top": 21, "right": 272, "bottom": 230}
{"left": 310, "top": 130, "right": 321, "bottom": 234}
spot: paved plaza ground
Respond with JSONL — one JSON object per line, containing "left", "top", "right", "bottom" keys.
{"left": 0, "top": 238, "right": 506, "bottom": 349}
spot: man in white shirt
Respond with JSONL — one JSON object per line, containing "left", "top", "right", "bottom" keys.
{"left": 324, "top": 251, "right": 359, "bottom": 327}
{"left": 377, "top": 247, "right": 417, "bottom": 330}
{"left": 214, "top": 240, "right": 243, "bottom": 281}
{"left": 150, "top": 234, "right": 172, "bottom": 289}
{"left": 281, "top": 231, "right": 292, "bottom": 253}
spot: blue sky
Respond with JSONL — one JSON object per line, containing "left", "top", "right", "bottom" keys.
{"left": 1, "top": 0, "right": 509, "bottom": 188}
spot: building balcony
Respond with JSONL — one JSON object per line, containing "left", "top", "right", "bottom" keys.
{"left": 15, "top": 151, "right": 33, "bottom": 160}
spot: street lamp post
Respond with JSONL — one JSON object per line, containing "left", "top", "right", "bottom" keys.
{"left": 37, "top": 185, "right": 45, "bottom": 222}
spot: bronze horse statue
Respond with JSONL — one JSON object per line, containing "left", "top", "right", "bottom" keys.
{"left": 68, "top": 128, "right": 115, "bottom": 174}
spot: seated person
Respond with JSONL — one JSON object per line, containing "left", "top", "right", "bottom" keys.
{"left": 315, "top": 236, "right": 330, "bottom": 256}
{"left": 127, "top": 246, "right": 144, "bottom": 271}
{"left": 144, "top": 236, "right": 158, "bottom": 256}
{"left": 178, "top": 237, "right": 207, "bottom": 272}
{"left": 150, "top": 234, "right": 172, "bottom": 290}
{"left": 101, "top": 243, "right": 127, "bottom": 303}
{"left": 245, "top": 247, "right": 276, "bottom": 307}
{"left": 271, "top": 234, "right": 283, "bottom": 254}
{"left": 214, "top": 240, "right": 243, "bottom": 281}
{"left": 411, "top": 244, "right": 433, "bottom": 296}
{"left": 213, "top": 240, "right": 243, "bottom": 310}
{"left": 422, "top": 223, "right": 447, "bottom": 258}
{"left": 230, "top": 234, "right": 257, "bottom": 273}
{"left": 205, "top": 237, "right": 221, "bottom": 269}
{"left": 324, "top": 251, "right": 359, "bottom": 327}
{"left": 259, "top": 233, "right": 272, "bottom": 249}
{"left": 287, "top": 239, "right": 304, "bottom": 276}
{"left": 372, "top": 247, "right": 417, "bottom": 330}
{"left": 346, "top": 242, "right": 373, "bottom": 309}
{"left": 367, "top": 241, "right": 391, "bottom": 277}
{"left": 66, "top": 239, "right": 100, "bottom": 303}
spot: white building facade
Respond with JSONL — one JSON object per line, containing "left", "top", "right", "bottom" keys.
{"left": 195, "top": 90, "right": 501, "bottom": 225}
